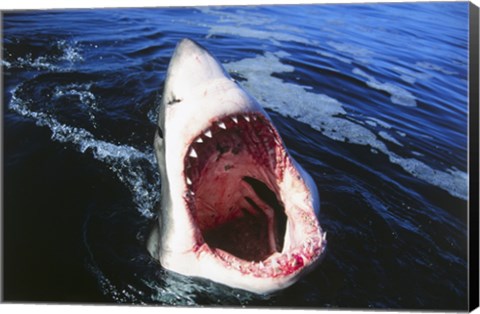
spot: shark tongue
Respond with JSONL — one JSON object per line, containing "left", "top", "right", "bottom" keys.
{"left": 184, "top": 112, "right": 287, "bottom": 262}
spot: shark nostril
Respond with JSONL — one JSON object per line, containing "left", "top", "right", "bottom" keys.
{"left": 167, "top": 93, "right": 182, "bottom": 105}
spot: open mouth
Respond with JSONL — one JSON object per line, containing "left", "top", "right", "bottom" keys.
{"left": 183, "top": 112, "right": 325, "bottom": 278}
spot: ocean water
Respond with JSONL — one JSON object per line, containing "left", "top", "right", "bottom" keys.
{"left": 2, "top": 2, "right": 470, "bottom": 310}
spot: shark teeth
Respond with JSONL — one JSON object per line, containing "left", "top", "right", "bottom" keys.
{"left": 189, "top": 148, "right": 198, "bottom": 158}
{"left": 271, "top": 258, "right": 279, "bottom": 268}
{"left": 224, "top": 243, "right": 322, "bottom": 276}
{"left": 210, "top": 237, "right": 324, "bottom": 278}
{"left": 182, "top": 112, "right": 324, "bottom": 279}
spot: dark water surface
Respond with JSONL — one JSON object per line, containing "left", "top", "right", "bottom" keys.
{"left": 2, "top": 3, "right": 470, "bottom": 310}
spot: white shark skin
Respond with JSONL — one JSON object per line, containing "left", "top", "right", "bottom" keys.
{"left": 148, "top": 38, "right": 325, "bottom": 294}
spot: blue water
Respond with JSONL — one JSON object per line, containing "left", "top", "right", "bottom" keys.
{"left": 2, "top": 2, "right": 470, "bottom": 309}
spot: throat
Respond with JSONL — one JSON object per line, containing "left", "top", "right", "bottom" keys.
{"left": 202, "top": 175, "right": 287, "bottom": 262}
{"left": 203, "top": 206, "right": 273, "bottom": 262}
{"left": 193, "top": 150, "right": 286, "bottom": 262}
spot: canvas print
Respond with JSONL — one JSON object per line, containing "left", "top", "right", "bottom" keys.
{"left": 2, "top": 1, "right": 478, "bottom": 310}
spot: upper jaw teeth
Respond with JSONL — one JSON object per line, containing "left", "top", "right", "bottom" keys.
{"left": 195, "top": 114, "right": 259, "bottom": 143}
{"left": 189, "top": 148, "right": 198, "bottom": 158}
{"left": 194, "top": 114, "right": 264, "bottom": 140}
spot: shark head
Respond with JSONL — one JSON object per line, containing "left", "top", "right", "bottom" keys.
{"left": 148, "top": 38, "right": 326, "bottom": 294}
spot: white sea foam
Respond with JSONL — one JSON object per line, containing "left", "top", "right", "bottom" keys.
{"left": 207, "top": 25, "right": 310, "bottom": 45}
{"left": 9, "top": 85, "right": 159, "bottom": 218}
{"left": 326, "top": 41, "right": 374, "bottom": 64}
{"left": 391, "top": 65, "right": 431, "bottom": 84}
{"left": 378, "top": 131, "right": 403, "bottom": 147}
{"left": 226, "top": 52, "right": 383, "bottom": 147}
{"left": 412, "top": 151, "right": 424, "bottom": 157}
{"left": 388, "top": 155, "right": 467, "bottom": 199}
{"left": 317, "top": 50, "right": 352, "bottom": 64}
{"left": 225, "top": 52, "right": 467, "bottom": 200}
{"left": 416, "top": 61, "right": 457, "bottom": 75}
{"left": 200, "top": 7, "right": 359, "bottom": 71}
{"left": 199, "top": 7, "right": 275, "bottom": 26}
{"left": 353, "top": 68, "right": 417, "bottom": 107}
{"left": 200, "top": 7, "right": 310, "bottom": 45}
{"left": 367, "top": 117, "right": 392, "bottom": 129}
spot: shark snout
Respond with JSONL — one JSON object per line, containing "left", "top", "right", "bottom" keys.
{"left": 163, "top": 38, "right": 229, "bottom": 103}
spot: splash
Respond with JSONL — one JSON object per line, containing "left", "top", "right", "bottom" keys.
{"left": 9, "top": 84, "right": 159, "bottom": 218}
{"left": 2, "top": 40, "right": 83, "bottom": 71}
{"left": 52, "top": 82, "right": 100, "bottom": 128}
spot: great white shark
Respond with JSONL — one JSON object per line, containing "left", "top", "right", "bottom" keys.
{"left": 147, "top": 38, "right": 326, "bottom": 294}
